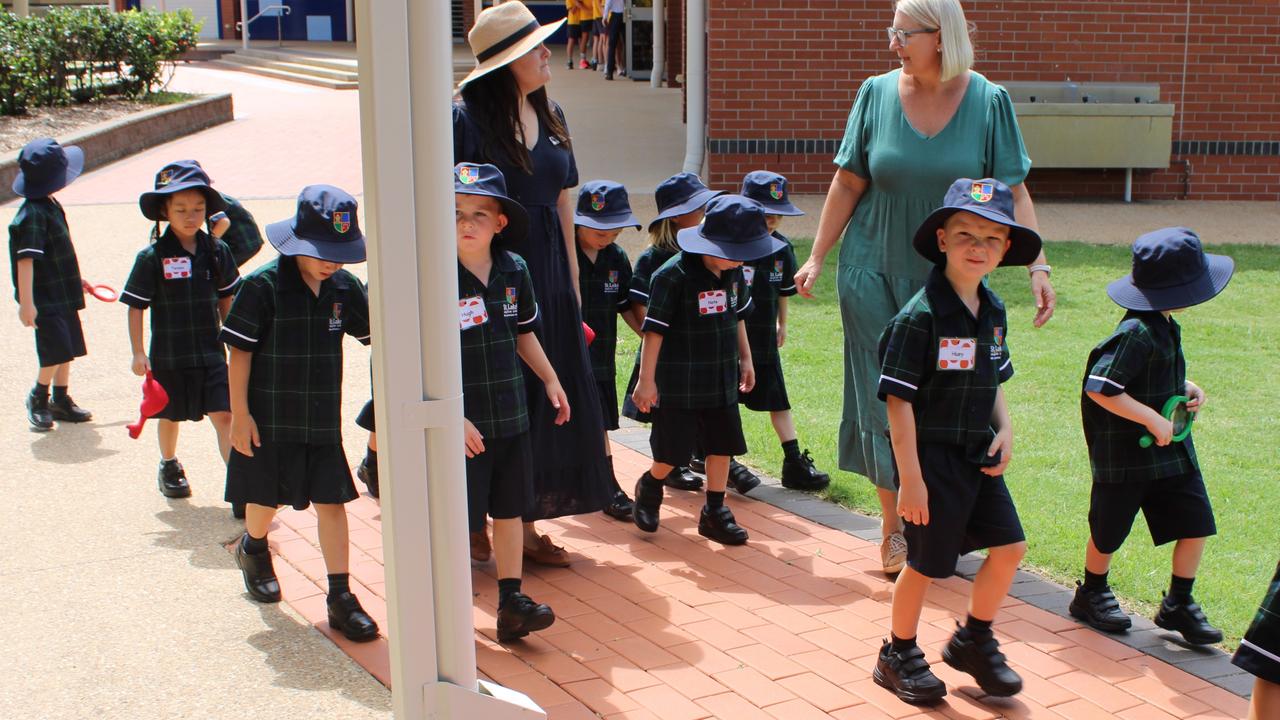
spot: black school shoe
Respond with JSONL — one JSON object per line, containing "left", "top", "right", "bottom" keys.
{"left": 497, "top": 592, "right": 555, "bottom": 642}
{"left": 26, "top": 393, "right": 53, "bottom": 431}
{"left": 48, "top": 394, "right": 91, "bottom": 422}
{"left": 728, "top": 459, "right": 760, "bottom": 495}
{"left": 664, "top": 466, "right": 703, "bottom": 491}
{"left": 873, "top": 640, "right": 947, "bottom": 705}
{"left": 781, "top": 450, "right": 830, "bottom": 491}
{"left": 603, "top": 489, "right": 634, "bottom": 520}
{"left": 1154, "top": 595, "right": 1223, "bottom": 645}
{"left": 698, "top": 505, "right": 749, "bottom": 545}
{"left": 688, "top": 457, "right": 706, "bottom": 474}
{"left": 633, "top": 472, "right": 664, "bottom": 532}
{"left": 328, "top": 592, "right": 380, "bottom": 642}
{"left": 235, "top": 538, "right": 281, "bottom": 603}
{"left": 1068, "top": 582, "right": 1131, "bottom": 633}
{"left": 357, "top": 457, "right": 380, "bottom": 499}
{"left": 158, "top": 459, "right": 192, "bottom": 498}
{"left": 942, "top": 625, "right": 1023, "bottom": 697}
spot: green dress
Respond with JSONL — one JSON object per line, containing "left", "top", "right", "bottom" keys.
{"left": 832, "top": 69, "right": 1031, "bottom": 489}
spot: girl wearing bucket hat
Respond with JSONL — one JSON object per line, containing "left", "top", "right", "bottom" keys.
{"left": 455, "top": 1, "right": 613, "bottom": 568}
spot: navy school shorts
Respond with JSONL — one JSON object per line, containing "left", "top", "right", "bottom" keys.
{"left": 1088, "top": 471, "right": 1216, "bottom": 554}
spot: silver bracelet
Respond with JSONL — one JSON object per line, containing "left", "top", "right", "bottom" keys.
{"left": 1028, "top": 264, "right": 1052, "bottom": 276}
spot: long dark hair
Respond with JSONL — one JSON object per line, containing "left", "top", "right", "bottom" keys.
{"left": 459, "top": 65, "right": 571, "bottom": 175}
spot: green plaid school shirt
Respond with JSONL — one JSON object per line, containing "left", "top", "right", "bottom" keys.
{"left": 577, "top": 242, "right": 632, "bottom": 382}
{"left": 642, "top": 252, "right": 753, "bottom": 409}
{"left": 8, "top": 197, "right": 84, "bottom": 313}
{"left": 121, "top": 229, "right": 240, "bottom": 370}
{"left": 628, "top": 245, "right": 677, "bottom": 307}
{"left": 743, "top": 232, "right": 798, "bottom": 365}
{"left": 458, "top": 250, "right": 539, "bottom": 439}
{"left": 1080, "top": 311, "right": 1198, "bottom": 483}
{"left": 877, "top": 266, "right": 1014, "bottom": 461}
{"left": 213, "top": 192, "right": 264, "bottom": 267}
{"left": 219, "top": 256, "right": 370, "bottom": 445}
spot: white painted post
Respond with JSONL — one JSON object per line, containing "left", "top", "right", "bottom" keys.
{"left": 354, "top": 0, "right": 543, "bottom": 717}
{"left": 240, "top": 0, "right": 249, "bottom": 49}
{"left": 682, "top": 0, "right": 706, "bottom": 174}
{"left": 650, "top": 0, "right": 664, "bottom": 88}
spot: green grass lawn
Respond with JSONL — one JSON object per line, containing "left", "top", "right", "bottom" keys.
{"left": 613, "top": 239, "right": 1279, "bottom": 647}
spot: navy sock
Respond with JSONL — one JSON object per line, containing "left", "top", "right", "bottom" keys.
{"left": 31, "top": 382, "right": 49, "bottom": 400}
{"left": 1083, "top": 569, "right": 1109, "bottom": 591}
{"left": 241, "top": 532, "right": 268, "bottom": 555}
{"left": 705, "top": 491, "right": 726, "bottom": 509}
{"left": 327, "top": 573, "right": 350, "bottom": 599}
{"left": 51, "top": 385, "right": 68, "bottom": 402}
{"left": 1168, "top": 574, "right": 1195, "bottom": 603}
{"left": 965, "top": 615, "right": 994, "bottom": 639}
{"left": 891, "top": 634, "right": 917, "bottom": 652}
{"left": 498, "top": 578, "right": 522, "bottom": 608}
{"left": 641, "top": 471, "right": 666, "bottom": 490}
{"left": 781, "top": 439, "right": 801, "bottom": 460}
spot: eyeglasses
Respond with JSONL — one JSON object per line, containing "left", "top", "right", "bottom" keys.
{"left": 886, "top": 26, "right": 939, "bottom": 45}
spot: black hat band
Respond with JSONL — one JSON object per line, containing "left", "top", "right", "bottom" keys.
{"left": 476, "top": 19, "right": 539, "bottom": 62}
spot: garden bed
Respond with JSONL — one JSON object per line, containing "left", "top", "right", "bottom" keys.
{"left": 0, "top": 92, "right": 193, "bottom": 154}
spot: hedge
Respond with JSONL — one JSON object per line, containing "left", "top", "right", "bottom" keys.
{"left": 0, "top": 7, "right": 201, "bottom": 116}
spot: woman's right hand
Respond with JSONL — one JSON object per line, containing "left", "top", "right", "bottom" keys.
{"left": 794, "top": 256, "right": 824, "bottom": 299}
{"left": 131, "top": 352, "right": 151, "bottom": 377}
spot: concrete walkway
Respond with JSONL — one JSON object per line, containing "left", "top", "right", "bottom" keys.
{"left": 0, "top": 59, "right": 1267, "bottom": 719}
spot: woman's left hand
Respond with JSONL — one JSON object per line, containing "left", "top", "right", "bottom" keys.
{"left": 1030, "top": 271, "right": 1056, "bottom": 328}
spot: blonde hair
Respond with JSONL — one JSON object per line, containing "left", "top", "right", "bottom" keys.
{"left": 647, "top": 218, "right": 681, "bottom": 253}
{"left": 895, "top": 0, "right": 974, "bottom": 82}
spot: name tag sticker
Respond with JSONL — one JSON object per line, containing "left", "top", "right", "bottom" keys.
{"left": 937, "top": 337, "right": 976, "bottom": 370}
{"left": 162, "top": 256, "right": 192, "bottom": 280}
{"left": 698, "top": 289, "right": 728, "bottom": 315}
{"left": 742, "top": 265, "right": 756, "bottom": 287}
{"left": 458, "top": 296, "right": 489, "bottom": 330}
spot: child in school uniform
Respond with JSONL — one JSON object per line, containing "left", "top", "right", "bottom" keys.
{"left": 9, "top": 138, "right": 93, "bottom": 431}
{"left": 121, "top": 160, "right": 240, "bottom": 499}
{"left": 630, "top": 195, "right": 782, "bottom": 546}
{"left": 734, "top": 170, "right": 830, "bottom": 492}
{"left": 1069, "top": 227, "right": 1232, "bottom": 645}
{"left": 1234, "top": 559, "right": 1280, "bottom": 720}
{"left": 574, "top": 180, "right": 642, "bottom": 520}
{"left": 874, "top": 178, "right": 1041, "bottom": 704}
{"left": 621, "top": 172, "right": 722, "bottom": 492}
{"left": 456, "top": 162, "right": 568, "bottom": 641}
{"left": 221, "top": 185, "right": 378, "bottom": 643}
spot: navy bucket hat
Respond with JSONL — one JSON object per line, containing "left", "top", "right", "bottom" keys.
{"left": 1107, "top": 227, "right": 1233, "bottom": 312}
{"left": 740, "top": 170, "right": 804, "bottom": 216}
{"left": 649, "top": 172, "right": 723, "bottom": 231}
{"left": 12, "top": 138, "right": 84, "bottom": 198}
{"left": 454, "top": 162, "right": 529, "bottom": 245}
{"left": 676, "top": 195, "right": 786, "bottom": 262}
{"left": 265, "top": 185, "right": 366, "bottom": 264}
{"left": 138, "top": 160, "right": 227, "bottom": 221}
{"left": 574, "top": 180, "right": 641, "bottom": 231}
{"left": 912, "top": 178, "right": 1042, "bottom": 267}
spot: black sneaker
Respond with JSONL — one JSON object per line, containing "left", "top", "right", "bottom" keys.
{"left": 48, "top": 395, "right": 92, "bottom": 422}
{"left": 25, "top": 393, "right": 53, "bottom": 431}
{"left": 327, "top": 591, "right": 379, "bottom": 642}
{"left": 357, "top": 457, "right": 380, "bottom": 499}
{"left": 1154, "top": 596, "right": 1223, "bottom": 645}
{"left": 663, "top": 466, "right": 703, "bottom": 491}
{"left": 728, "top": 459, "right": 760, "bottom": 495}
{"left": 781, "top": 450, "right": 830, "bottom": 491}
{"left": 941, "top": 625, "right": 1022, "bottom": 697}
{"left": 497, "top": 592, "right": 555, "bottom": 642}
{"left": 157, "top": 459, "right": 192, "bottom": 498}
{"left": 873, "top": 640, "right": 947, "bottom": 705}
{"left": 602, "top": 489, "right": 634, "bottom": 521}
{"left": 698, "top": 505, "right": 749, "bottom": 545}
{"left": 1068, "top": 582, "right": 1131, "bottom": 633}
{"left": 633, "top": 473, "right": 664, "bottom": 532}
{"left": 688, "top": 457, "right": 706, "bottom": 474}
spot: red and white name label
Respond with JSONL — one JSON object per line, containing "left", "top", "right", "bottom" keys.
{"left": 458, "top": 296, "right": 489, "bottom": 330}
{"left": 698, "top": 289, "right": 728, "bottom": 315}
{"left": 937, "top": 337, "right": 976, "bottom": 370}
{"left": 162, "top": 256, "right": 192, "bottom": 280}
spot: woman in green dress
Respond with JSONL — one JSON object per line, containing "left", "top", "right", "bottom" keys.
{"left": 794, "top": 0, "right": 1056, "bottom": 575}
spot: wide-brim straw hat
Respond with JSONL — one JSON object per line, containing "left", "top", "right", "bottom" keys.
{"left": 458, "top": 2, "right": 564, "bottom": 90}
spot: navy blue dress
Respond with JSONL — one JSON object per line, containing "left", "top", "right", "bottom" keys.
{"left": 454, "top": 102, "right": 612, "bottom": 520}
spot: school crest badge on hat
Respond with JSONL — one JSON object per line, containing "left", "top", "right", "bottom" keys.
{"left": 332, "top": 211, "right": 352, "bottom": 233}
{"left": 591, "top": 193, "right": 606, "bottom": 211}
{"left": 769, "top": 183, "right": 784, "bottom": 200}
{"left": 158, "top": 169, "right": 175, "bottom": 186}
{"left": 458, "top": 165, "right": 478, "bottom": 184}
{"left": 970, "top": 182, "right": 994, "bottom": 203}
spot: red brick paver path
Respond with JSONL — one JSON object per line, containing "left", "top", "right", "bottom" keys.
{"left": 247, "top": 442, "right": 1249, "bottom": 720}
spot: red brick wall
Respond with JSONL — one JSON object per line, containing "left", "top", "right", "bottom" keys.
{"left": 665, "top": 0, "right": 684, "bottom": 89}
{"left": 463, "top": 0, "right": 475, "bottom": 34}
{"left": 701, "top": 0, "right": 1280, "bottom": 200}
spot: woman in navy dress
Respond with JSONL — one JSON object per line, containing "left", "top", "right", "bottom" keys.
{"left": 454, "top": 2, "right": 612, "bottom": 567}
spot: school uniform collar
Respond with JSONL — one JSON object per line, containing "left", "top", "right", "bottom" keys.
{"left": 458, "top": 246, "right": 518, "bottom": 288}
{"left": 277, "top": 254, "right": 350, "bottom": 297}
{"left": 154, "top": 227, "right": 212, "bottom": 257}
{"left": 679, "top": 251, "right": 736, "bottom": 287}
{"left": 924, "top": 265, "right": 999, "bottom": 321}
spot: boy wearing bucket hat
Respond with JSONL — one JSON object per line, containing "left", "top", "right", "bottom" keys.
{"left": 455, "top": 162, "right": 568, "bottom": 642}
{"left": 219, "top": 184, "right": 379, "bottom": 643}
{"left": 620, "top": 172, "right": 723, "bottom": 492}
{"left": 1070, "top": 226, "right": 1233, "bottom": 646}
{"left": 574, "top": 180, "right": 642, "bottom": 521}
{"left": 9, "top": 137, "right": 93, "bottom": 431}
{"left": 122, "top": 160, "right": 240, "bottom": 500}
{"left": 630, "top": 195, "right": 784, "bottom": 546}
{"left": 873, "top": 178, "right": 1041, "bottom": 704}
